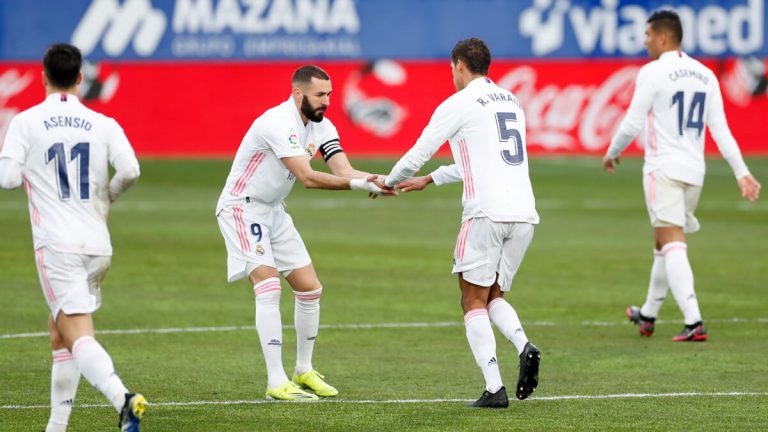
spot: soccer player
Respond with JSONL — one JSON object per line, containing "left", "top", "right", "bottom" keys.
{"left": 382, "top": 38, "right": 541, "bottom": 408}
{"left": 216, "top": 65, "right": 387, "bottom": 401}
{"left": 603, "top": 10, "right": 761, "bottom": 341}
{"left": 0, "top": 44, "right": 145, "bottom": 431}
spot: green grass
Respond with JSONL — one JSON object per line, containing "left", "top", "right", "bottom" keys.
{"left": 1, "top": 157, "right": 767, "bottom": 431}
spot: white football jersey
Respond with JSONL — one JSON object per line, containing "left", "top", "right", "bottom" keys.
{"left": 608, "top": 50, "right": 749, "bottom": 186}
{"left": 387, "top": 77, "right": 539, "bottom": 224}
{"left": 0, "top": 93, "right": 138, "bottom": 255}
{"left": 216, "top": 97, "right": 342, "bottom": 211}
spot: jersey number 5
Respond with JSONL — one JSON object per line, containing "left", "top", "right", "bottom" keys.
{"left": 495, "top": 112, "right": 525, "bottom": 165}
{"left": 46, "top": 142, "right": 90, "bottom": 201}
{"left": 671, "top": 91, "right": 706, "bottom": 137}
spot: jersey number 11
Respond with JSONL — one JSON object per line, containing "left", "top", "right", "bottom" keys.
{"left": 46, "top": 142, "right": 90, "bottom": 201}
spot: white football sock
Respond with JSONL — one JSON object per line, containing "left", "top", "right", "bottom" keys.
{"left": 640, "top": 250, "right": 668, "bottom": 319}
{"left": 293, "top": 287, "right": 322, "bottom": 375}
{"left": 46, "top": 349, "right": 79, "bottom": 432}
{"left": 71, "top": 336, "right": 128, "bottom": 412}
{"left": 464, "top": 309, "right": 503, "bottom": 393}
{"left": 487, "top": 298, "right": 528, "bottom": 355}
{"left": 662, "top": 242, "right": 702, "bottom": 325}
{"left": 254, "top": 277, "right": 288, "bottom": 389}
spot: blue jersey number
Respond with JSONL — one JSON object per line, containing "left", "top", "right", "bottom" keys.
{"left": 46, "top": 142, "right": 90, "bottom": 201}
{"left": 671, "top": 91, "right": 706, "bottom": 137}
{"left": 250, "top": 223, "right": 263, "bottom": 242}
{"left": 495, "top": 112, "right": 525, "bottom": 165}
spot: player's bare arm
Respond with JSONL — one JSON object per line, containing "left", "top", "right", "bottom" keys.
{"left": 282, "top": 155, "right": 382, "bottom": 193}
{"left": 324, "top": 152, "right": 367, "bottom": 178}
{"left": 325, "top": 151, "right": 396, "bottom": 196}
{"left": 396, "top": 174, "right": 433, "bottom": 192}
{"left": 399, "top": 164, "right": 461, "bottom": 191}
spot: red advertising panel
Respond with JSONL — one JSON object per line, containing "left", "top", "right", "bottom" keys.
{"left": 1, "top": 60, "right": 766, "bottom": 157}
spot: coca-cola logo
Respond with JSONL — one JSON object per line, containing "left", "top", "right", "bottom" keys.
{"left": 0, "top": 69, "right": 34, "bottom": 151}
{"left": 497, "top": 65, "right": 639, "bottom": 152}
{"left": 343, "top": 60, "right": 407, "bottom": 138}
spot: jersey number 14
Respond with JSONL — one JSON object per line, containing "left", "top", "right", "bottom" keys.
{"left": 46, "top": 142, "right": 90, "bottom": 201}
{"left": 671, "top": 91, "right": 706, "bottom": 137}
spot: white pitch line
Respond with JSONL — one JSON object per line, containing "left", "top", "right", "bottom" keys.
{"left": 2, "top": 392, "right": 767, "bottom": 410}
{"left": 2, "top": 317, "right": 767, "bottom": 340}
{"left": 2, "top": 198, "right": 766, "bottom": 212}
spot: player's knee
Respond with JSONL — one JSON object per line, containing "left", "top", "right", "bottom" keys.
{"left": 49, "top": 329, "right": 66, "bottom": 350}
{"left": 294, "top": 286, "right": 322, "bottom": 313}
{"left": 253, "top": 277, "right": 282, "bottom": 304}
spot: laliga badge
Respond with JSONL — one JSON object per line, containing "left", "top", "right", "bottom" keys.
{"left": 288, "top": 133, "right": 299, "bottom": 147}
{"left": 255, "top": 244, "right": 265, "bottom": 256}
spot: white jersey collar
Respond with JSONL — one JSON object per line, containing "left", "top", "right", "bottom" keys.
{"left": 659, "top": 50, "right": 687, "bottom": 61}
{"left": 465, "top": 76, "right": 492, "bottom": 91}
{"left": 45, "top": 92, "right": 80, "bottom": 103}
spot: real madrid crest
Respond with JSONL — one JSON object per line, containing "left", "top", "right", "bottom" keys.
{"left": 306, "top": 143, "right": 316, "bottom": 157}
{"left": 255, "top": 244, "right": 265, "bottom": 256}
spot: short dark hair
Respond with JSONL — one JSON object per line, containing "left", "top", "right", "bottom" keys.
{"left": 451, "top": 38, "right": 491, "bottom": 75}
{"left": 292, "top": 65, "right": 330, "bottom": 86}
{"left": 647, "top": 10, "right": 683, "bottom": 45}
{"left": 43, "top": 43, "right": 82, "bottom": 89}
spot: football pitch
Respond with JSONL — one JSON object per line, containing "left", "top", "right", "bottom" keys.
{"left": 1, "top": 157, "right": 767, "bottom": 431}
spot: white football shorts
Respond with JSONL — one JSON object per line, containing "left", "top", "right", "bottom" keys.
{"left": 643, "top": 170, "right": 701, "bottom": 233}
{"left": 217, "top": 203, "right": 311, "bottom": 282}
{"left": 34, "top": 247, "right": 110, "bottom": 320}
{"left": 452, "top": 217, "right": 534, "bottom": 291}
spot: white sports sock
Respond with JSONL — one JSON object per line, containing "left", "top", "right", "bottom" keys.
{"left": 640, "top": 250, "right": 669, "bottom": 318}
{"left": 662, "top": 242, "right": 702, "bottom": 325}
{"left": 487, "top": 298, "right": 528, "bottom": 355}
{"left": 293, "top": 287, "right": 322, "bottom": 375}
{"left": 46, "top": 349, "right": 79, "bottom": 432}
{"left": 71, "top": 336, "right": 128, "bottom": 412}
{"left": 464, "top": 309, "right": 503, "bottom": 393}
{"left": 254, "top": 277, "right": 288, "bottom": 389}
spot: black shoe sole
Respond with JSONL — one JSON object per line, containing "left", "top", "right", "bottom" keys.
{"left": 516, "top": 345, "right": 541, "bottom": 400}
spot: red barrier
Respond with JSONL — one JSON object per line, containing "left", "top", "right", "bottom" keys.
{"left": 1, "top": 60, "right": 766, "bottom": 157}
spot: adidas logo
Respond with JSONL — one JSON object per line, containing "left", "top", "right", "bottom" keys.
{"left": 487, "top": 357, "right": 498, "bottom": 366}
{"left": 72, "top": 0, "right": 167, "bottom": 57}
{"left": 62, "top": 398, "right": 74, "bottom": 406}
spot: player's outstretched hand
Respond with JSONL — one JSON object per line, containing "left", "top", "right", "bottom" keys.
{"left": 352, "top": 175, "right": 397, "bottom": 198}
{"left": 738, "top": 174, "right": 761, "bottom": 202}
{"left": 350, "top": 175, "right": 382, "bottom": 194}
{"left": 396, "top": 175, "right": 432, "bottom": 192}
{"left": 371, "top": 175, "right": 398, "bottom": 198}
{"left": 602, "top": 155, "right": 620, "bottom": 174}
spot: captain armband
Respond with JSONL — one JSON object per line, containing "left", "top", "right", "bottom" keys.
{"left": 318, "top": 138, "right": 344, "bottom": 162}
